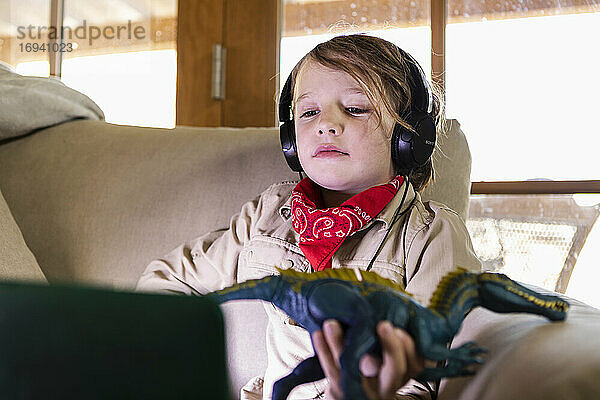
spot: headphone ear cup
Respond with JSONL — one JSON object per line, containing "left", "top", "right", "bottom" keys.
{"left": 391, "top": 123, "right": 417, "bottom": 172}
{"left": 407, "top": 112, "right": 436, "bottom": 167}
{"left": 279, "top": 121, "right": 303, "bottom": 172}
{"left": 392, "top": 113, "right": 436, "bottom": 172}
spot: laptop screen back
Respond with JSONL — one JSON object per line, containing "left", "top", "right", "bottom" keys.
{"left": 0, "top": 281, "right": 229, "bottom": 399}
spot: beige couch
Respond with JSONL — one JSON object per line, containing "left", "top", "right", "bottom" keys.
{"left": 1, "top": 69, "right": 600, "bottom": 399}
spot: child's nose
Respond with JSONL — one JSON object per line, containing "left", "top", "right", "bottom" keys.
{"left": 318, "top": 127, "right": 338, "bottom": 135}
{"left": 317, "top": 107, "right": 343, "bottom": 136}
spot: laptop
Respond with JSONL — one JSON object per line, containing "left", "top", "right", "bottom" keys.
{"left": 0, "top": 280, "right": 229, "bottom": 399}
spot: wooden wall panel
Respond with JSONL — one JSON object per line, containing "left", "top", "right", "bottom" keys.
{"left": 0, "top": 37, "right": 11, "bottom": 65}
{"left": 471, "top": 180, "right": 600, "bottom": 195}
{"left": 176, "top": 0, "right": 279, "bottom": 127}
{"left": 223, "top": 0, "right": 280, "bottom": 127}
{"left": 176, "top": 0, "right": 224, "bottom": 127}
{"left": 431, "top": 0, "right": 446, "bottom": 100}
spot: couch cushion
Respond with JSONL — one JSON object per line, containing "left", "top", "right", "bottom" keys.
{"left": 0, "top": 120, "right": 299, "bottom": 288}
{"left": 421, "top": 119, "right": 472, "bottom": 221}
{"left": 439, "top": 290, "right": 600, "bottom": 400}
{"left": 0, "top": 187, "right": 47, "bottom": 283}
{"left": 0, "top": 63, "right": 104, "bottom": 142}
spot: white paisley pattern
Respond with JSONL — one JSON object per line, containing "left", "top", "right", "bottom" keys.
{"left": 292, "top": 206, "right": 307, "bottom": 235}
{"left": 312, "top": 216, "right": 335, "bottom": 238}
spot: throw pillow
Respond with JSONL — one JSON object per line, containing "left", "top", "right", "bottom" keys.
{"left": 0, "top": 64, "right": 104, "bottom": 142}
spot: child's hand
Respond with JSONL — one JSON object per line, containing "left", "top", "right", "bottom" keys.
{"left": 312, "top": 319, "right": 424, "bottom": 400}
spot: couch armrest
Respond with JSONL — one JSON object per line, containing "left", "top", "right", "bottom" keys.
{"left": 439, "top": 292, "right": 600, "bottom": 400}
{"left": 222, "top": 301, "right": 268, "bottom": 397}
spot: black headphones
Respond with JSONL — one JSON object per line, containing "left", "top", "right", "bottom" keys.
{"left": 278, "top": 44, "right": 436, "bottom": 174}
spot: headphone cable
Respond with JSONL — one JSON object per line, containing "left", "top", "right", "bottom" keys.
{"left": 366, "top": 171, "right": 415, "bottom": 272}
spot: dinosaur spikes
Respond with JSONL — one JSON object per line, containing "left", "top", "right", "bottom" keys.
{"left": 358, "top": 270, "right": 413, "bottom": 296}
{"left": 276, "top": 267, "right": 361, "bottom": 283}
{"left": 428, "top": 268, "right": 477, "bottom": 314}
{"left": 274, "top": 267, "right": 412, "bottom": 296}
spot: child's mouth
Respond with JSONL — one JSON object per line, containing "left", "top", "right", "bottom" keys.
{"left": 313, "top": 145, "right": 349, "bottom": 158}
{"left": 314, "top": 150, "right": 348, "bottom": 158}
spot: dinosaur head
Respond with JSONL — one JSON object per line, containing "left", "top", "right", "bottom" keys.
{"left": 477, "top": 272, "right": 569, "bottom": 321}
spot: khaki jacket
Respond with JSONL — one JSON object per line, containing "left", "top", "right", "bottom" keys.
{"left": 136, "top": 180, "right": 482, "bottom": 400}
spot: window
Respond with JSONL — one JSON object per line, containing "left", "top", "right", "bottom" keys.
{"left": 446, "top": 5, "right": 600, "bottom": 182}
{"left": 0, "top": 0, "right": 51, "bottom": 75}
{"left": 0, "top": 0, "right": 177, "bottom": 128}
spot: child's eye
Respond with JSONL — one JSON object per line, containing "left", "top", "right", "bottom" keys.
{"left": 300, "top": 110, "right": 318, "bottom": 118}
{"left": 299, "top": 107, "right": 369, "bottom": 118}
{"left": 346, "top": 107, "right": 369, "bottom": 114}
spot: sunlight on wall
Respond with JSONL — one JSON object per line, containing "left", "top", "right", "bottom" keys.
{"left": 15, "top": 61, "right": 49, "bottom": 77}
{"left": 17, "top": 49, "right": 177, "bottom": 129}
{"left": 61, "top": 50, "right": 177, "bottom": 128}
{"left": 446, "top": 12, "right": 600, "bottom": 182}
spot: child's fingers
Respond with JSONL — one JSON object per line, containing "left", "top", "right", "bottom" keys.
{"left": 311, "top": 330, "right": 340, "bottom": 382}
{"left": 359, "top": 354, "right": 383, "bottom": 400}
{"left": 377, "top": 321, "right": 410, "bottom": 398}
{"left": 311, "top": 326, "right": 343, "bottom": 399}
{"left": 323, "top": 319, "right": 344, "bottom": 369}
{"left": 359, "top": 353, "right": 382, "bottom": 378}
{"left": 395, "top": 326, "right": 424, "bottom": 377}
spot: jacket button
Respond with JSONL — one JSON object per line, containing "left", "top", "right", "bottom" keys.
{"left": 281, "top": 259, "right": 294, "bottom": 269}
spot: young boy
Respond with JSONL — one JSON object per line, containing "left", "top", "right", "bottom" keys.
{"left": 136, "top": 34, "right": 482, "bottom": 399}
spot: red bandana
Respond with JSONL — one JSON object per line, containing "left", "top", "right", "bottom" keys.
{"left": 290, "top": 176, "right": 404, "bottom": 271}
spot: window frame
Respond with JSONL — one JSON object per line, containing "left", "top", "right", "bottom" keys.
{"left": 428, "top": 0, "right": 597, "bottom": 195}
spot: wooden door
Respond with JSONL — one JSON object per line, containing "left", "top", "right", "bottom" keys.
{"left": 176, "top": 0, "right": 280, "bottom": 128}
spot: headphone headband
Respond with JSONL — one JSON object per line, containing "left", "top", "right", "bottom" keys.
{"left": 396, "top": 48, "right": 434, "bottom": 116}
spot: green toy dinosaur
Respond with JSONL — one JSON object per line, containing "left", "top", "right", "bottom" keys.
{"left": 207, "top": 268, "right": 569, "bottom": 400}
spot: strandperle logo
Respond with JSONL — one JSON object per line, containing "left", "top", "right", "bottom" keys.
{"left": 16, "top": 20, "right": 146, "bottom": 46}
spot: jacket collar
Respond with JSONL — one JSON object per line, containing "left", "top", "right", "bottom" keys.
{"left": 278, "top": 178, "right": 417, "bottom": 231}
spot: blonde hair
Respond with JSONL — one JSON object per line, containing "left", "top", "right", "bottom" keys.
{"left": 283, "top": 34, "right": 446, "bottom": 192}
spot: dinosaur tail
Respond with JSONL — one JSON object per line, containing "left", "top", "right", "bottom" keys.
{"left": 206, "top": 275, "right": 281, "bottom": 305}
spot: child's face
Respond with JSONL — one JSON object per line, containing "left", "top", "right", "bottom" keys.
{"left": 293, "top": 61, "right": 396, "bottom": 195}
